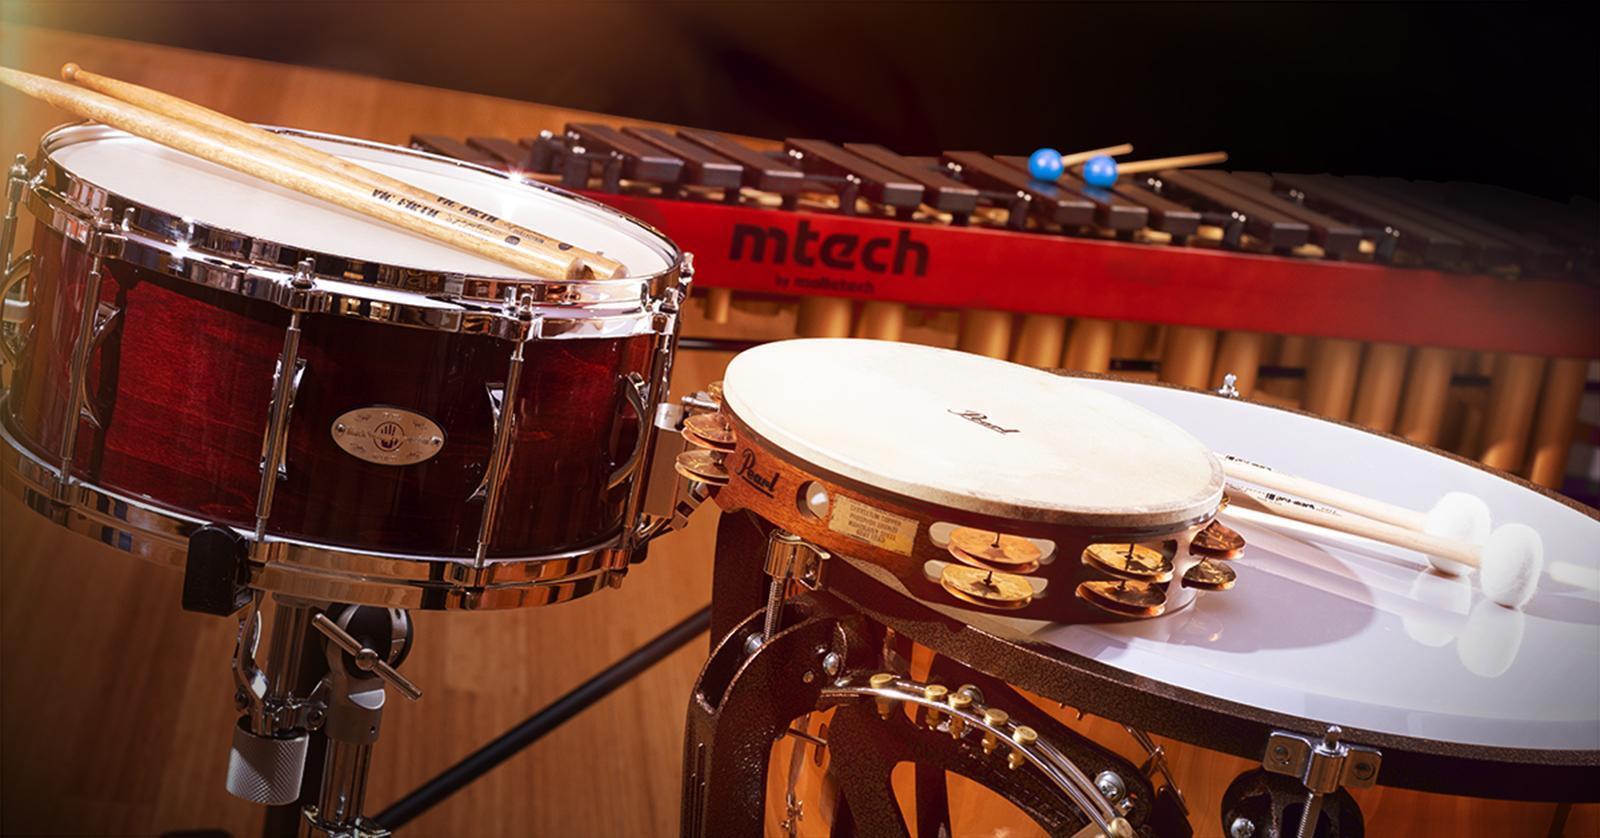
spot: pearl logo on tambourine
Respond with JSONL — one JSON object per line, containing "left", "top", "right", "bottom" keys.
{"left": 331, "top": 407, "right": 445, "bottom": 466}
{"left": 947, "top": 409, "right": 1020, "bottom": 435}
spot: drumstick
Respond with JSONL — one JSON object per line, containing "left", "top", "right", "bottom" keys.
{"left": 60, "top": 63, "right": 627, "bottom": 280}
{"left": 0, "top": 66, "right": 601, "bottom": 281}
{"left": 1218, "top": 453, "right": 1491, "bottom": 543}
{"left": 1224, "top": 484, "right": 1543, "bottom": 609}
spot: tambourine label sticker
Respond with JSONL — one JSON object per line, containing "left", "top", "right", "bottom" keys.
{"left": 331, "top": 407, "right": 445, "bottom": 466}
{"left": 829, "top": 496, "right": 918, "bottom": 556}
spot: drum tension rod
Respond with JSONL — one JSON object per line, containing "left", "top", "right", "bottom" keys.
{"left": 748, "top": 530, "right": 830, "bottom": 653}
{"left": 1258, "top": 726, "right": 1381, "bottom": 838}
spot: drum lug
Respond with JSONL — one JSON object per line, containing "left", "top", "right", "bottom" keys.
{"left": 1253, "top": 726, "right": 1380, "bottom": 838}
{"left": 0, "top": 250, "right": 31, "bottom": 366}
{"left": 258, "top": 358, "right": 307, "bottom": 478}
{"left": 1, "top": 154, "right": 32, "bottom": 367}
{"left": 605, "top": 372, "right": 650, "bottom": 490}
{"left": 467, "top": 381, "right": 508, "bottom": 503}
{"left": 75, "top": 300, "right": 123, "bottom": 429}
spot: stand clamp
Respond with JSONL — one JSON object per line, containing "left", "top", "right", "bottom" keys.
{"left": 300, "top": 608, "right": 421, "bottom": 838}
{"left": 1225, "top": 725, "right": 1379, "bottom": 838}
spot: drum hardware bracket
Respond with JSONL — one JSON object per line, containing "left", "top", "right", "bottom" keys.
{"left": 182, "top": 523, "right": 255, "bottom": 617}
{"left": 0, "top": 154, "right": 33, "bottom": 366}
{"left": 751, "top": 530, "right": 831, "bottom": 651}
{"left": 1261, "top": 726, "right": 1380, "bottom": 838}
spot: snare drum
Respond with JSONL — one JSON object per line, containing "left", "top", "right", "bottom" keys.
{"left": 679, "top": 340, "right": 1599, "bottom": 837}
{"left": 0, "top": 124, "right": 689, "bottom": 610}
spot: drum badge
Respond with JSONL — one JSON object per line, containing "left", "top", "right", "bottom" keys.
{"left": 331, "top": 407, "right": 446, "bottom": 466}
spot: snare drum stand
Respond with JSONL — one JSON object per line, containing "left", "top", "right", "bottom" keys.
{"left": 217, "top": 593, "right": 419, "bottom": 837}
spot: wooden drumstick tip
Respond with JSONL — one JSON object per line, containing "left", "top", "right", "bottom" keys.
{"left": 60, "top": 62, "right": 80, "bottom": 81}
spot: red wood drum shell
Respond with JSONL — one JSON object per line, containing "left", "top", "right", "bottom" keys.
{"left": 6, "top": 225, "right": 653, "bottom": 558}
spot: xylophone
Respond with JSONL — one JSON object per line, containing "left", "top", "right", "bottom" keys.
{"left": 409, "top": 127, "right": 1599, "bottom": 497}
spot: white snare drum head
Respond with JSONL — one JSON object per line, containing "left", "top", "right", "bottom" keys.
{"left": 1033, "top": 379, "right": 1600, "bottom": 752}
{"left": 45, "top": 126, "right": 676, "bottom": 278}
{"left": 722, "top": 339, "right": 1222, "bottom": 528}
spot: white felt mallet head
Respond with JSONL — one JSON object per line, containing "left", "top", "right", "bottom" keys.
{"left": 1477, "top": 523, "right": 1544, "bottom": 609}
{"left": 1421, "top": 492, "right": 1493, "bottom": 575}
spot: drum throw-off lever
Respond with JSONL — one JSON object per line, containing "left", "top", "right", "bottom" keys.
{"left": 1260, "top": 726, "right": 1381, "bottom": 838}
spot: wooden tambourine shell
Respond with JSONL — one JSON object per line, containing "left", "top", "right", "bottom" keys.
{"left": 705, "top": 340, "right": 1235, "bottom": 623}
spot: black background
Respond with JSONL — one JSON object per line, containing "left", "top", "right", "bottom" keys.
{"left": 6, "top": 1, "right": 1597, "bottom": 201}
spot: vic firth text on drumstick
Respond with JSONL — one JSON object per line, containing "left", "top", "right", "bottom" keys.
{"left": 0, "top": 65, "right": 613, "bottom": 281}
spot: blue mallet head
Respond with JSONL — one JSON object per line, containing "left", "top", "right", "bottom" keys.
{"left": 1027, "top": 147, "right": 1064, "bottom": 181}
{"left": 1082, "top": 154, "right": 1118, "bottom": 187}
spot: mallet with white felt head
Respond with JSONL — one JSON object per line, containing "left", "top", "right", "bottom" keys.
{"left": 1225, "top": 484, "right": 1543, "bottom": 609}
{"left": 1219, "top": 453, "right": 1494, "bottom": 568}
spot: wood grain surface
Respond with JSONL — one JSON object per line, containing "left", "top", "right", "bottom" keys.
{"left": 0, "top": 23, "right": 1594, "bottom": 838}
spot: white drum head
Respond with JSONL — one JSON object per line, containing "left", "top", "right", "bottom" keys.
{"left": 1031, "top": 379, "right": 1600, "bottom": 752}
{"left": 44, "top": 125, "right": 676, "bottom": 279}
{"left": 722, "top": 339, "right": 1222, "bottom": 529}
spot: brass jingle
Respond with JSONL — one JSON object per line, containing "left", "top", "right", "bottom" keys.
{"left": 1182, "top": 559, "right": 1237, "bottom": 591}
{"left": 947, "top": 527, "right": 1043, "bottom": 567}
{"left": 683, "top": 412, "right": 736, "bottom": 448}
{"left": 681, "top": 425, "right": 735, "bottom": 453}
{"left": 1191, "top": 519, "right": 1246, "bottom": 560}
{"left": 674, "top": 449, "right": 729, "bottom": 484}
{"left": 939, "top": 565, "right": 1034, "bottom": 610}
{"left": 948, "top": 544, "right": 1041, "bottom": 575}
{"left": 1076, "top": 580, "right": 1167, "bottom": 618}
{"left": 1081, "top": 543, "right": 1173, "bottom": 583}
{"left": 706, "top": 380, "right": 724, "bottom": 404}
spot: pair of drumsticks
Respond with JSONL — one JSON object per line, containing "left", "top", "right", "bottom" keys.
{"left": 0, "top": 64, "right": 623, "bottom": 281}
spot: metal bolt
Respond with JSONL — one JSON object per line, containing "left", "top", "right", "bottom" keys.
{"left": 1272, "top": 744, "right": 1290, "bottom": 764}
{"left": 743, "top": 633, "right": 764, "bottom": 657}
{"left": 869, "top": 673, "right": 896, "bottom": 719}
{"left": 1229, "top": 817, "right": 1256, "bottom": 838}
{"left": 234, "top": 690, "right": 249, "bottom": 711}
{"left": 802, "top": 671, "right": 815, "bottom": 684}
{"left": 1094, "top": 771, "right": 1126, "bottom": 802}
{"left": 1351, "top": 760, "right": 1375, "bottom": 781}
{"left": 821, "top": 652, "right": 842, "bottom": 677}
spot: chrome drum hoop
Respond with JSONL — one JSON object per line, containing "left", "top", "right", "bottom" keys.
{"left": 0, "top": 416, "right": 634, "bottom": 611}
{"left": 25, "top": 123, "right": 689, "bottom": 340}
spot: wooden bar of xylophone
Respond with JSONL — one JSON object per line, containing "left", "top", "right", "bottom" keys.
{"left": 411, "top": 127, "right": 1599, "bottom": 495}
